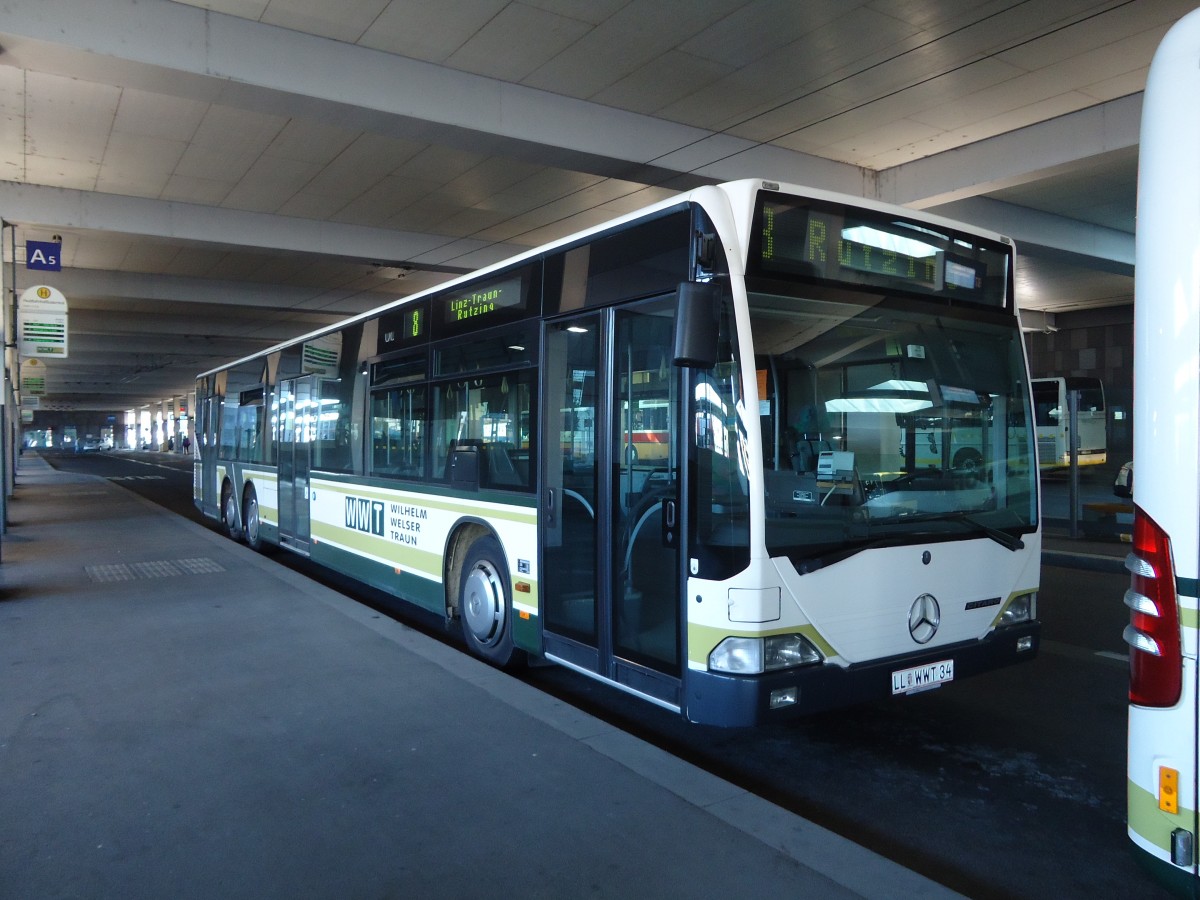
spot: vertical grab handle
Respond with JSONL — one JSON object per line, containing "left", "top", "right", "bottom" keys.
{"left": 546, "top": 487, "right": 556, "bottom": 526}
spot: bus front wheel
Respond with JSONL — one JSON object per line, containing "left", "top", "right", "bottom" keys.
{"left": 953, "top": 448, "right": 983, "bottom": 473}
{"left": 459, "top": 535, "right": 522, "bottom": 669}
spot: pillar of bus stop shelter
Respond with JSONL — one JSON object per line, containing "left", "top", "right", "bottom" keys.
{"left": 176, "top": 394, "right": 190, "bottom": 452}
{"left": 158, "top": 401, "right": 171, "bottom": 451}
{"left": 1068, "top": 388, "right": 1081, "bottom": 538}
{"left": 144, "top": 408, "right": 153, "bottom": 450}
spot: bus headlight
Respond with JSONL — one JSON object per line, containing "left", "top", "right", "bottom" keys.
{"left": 708, "top": 634, "right": 822, "bottom": 674}
{"left": 1000, "top": 592, "right": 1036, "bottom": 626}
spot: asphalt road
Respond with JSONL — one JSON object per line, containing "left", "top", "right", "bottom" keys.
{"left": 37, "top": 450, "right": 1167, "bottom": 900}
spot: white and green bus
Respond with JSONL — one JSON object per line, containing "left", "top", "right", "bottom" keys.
{"left": 1127, "top": 8, "right": 1200, "bottom": 894}
{"left": 1031, "top": 375, "right": 1107, "bottom": 469}
{"left": 195, "top": 179, "right": 1041, "bottom": 727}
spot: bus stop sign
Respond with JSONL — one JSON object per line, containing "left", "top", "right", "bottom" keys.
{"left": 25, "top": 241, "right": 61, "bottom": 272}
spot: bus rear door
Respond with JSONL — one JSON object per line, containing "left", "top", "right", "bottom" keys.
{"left": 277, "top": 375, "right": 314, "bottom": 553}
{"left": 199, "top": 393, "right": 221, "bottom": 519}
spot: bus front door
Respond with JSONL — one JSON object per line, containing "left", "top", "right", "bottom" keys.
{"left": 541, "top": 298, "right": 682, "bottom": 709}
{"left": 277, "top": 376, "right": 314, "bottom": 554}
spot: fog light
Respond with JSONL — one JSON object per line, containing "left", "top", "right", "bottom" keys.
{"left": 1016, "top": 636, "right": 1033, "bottom": 652}
{"left": 769, "top": 687, "right": 798, "bottom": 709}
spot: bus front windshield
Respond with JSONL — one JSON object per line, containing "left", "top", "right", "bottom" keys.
{"left": 751, "top": 288, "right": 1037, "bottom": 565}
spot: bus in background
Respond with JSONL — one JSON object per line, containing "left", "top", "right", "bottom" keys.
{"left": 1031, "top": 376, "right": 1106, "bottom": 469}
{"left": 1127, "top": 8, "right": 1200, "bottom": 894}
{"left": 195, "top": 178, "right": 1040, "bottom": 727}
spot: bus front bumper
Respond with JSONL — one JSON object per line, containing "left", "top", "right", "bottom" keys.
{"left": 682, "top": 622, "right": 1040, "bottom": 727}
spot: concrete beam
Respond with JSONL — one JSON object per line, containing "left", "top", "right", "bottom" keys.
{"left": 65, "top": 308, "right": 338, "bottom": 342}
{"left": 0, "top": 182, "right": 499, "bottom": 275}
{"left": 930, "top": 196, "right": 1133, "bottom": 275}
{"left": 0, "top": 0, "right": 865, "bottom": 196}
{"left": 878, "top": 95, "right": 1142, "bottom": 210}
{"left": 10, "top": 259, "right": 381, "bottom": 315}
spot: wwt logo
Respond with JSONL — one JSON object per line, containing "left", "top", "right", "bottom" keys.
{"left": 345, "top": 496, "right": 385, "bottom": 536}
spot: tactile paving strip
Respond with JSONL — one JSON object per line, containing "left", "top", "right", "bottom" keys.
{"left": 85, "top": 558, "right": 226, "bottom": 583}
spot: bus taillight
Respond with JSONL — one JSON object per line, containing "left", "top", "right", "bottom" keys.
{"left": 1123, "top": 507, "right": 1183, "bottom": 708}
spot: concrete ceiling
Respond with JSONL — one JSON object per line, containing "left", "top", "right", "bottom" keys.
{"left": 0, "top": 0, "right": 1177, "bottom": 413}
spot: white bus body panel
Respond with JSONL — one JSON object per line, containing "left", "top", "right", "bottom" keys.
{"left": 1132, "top": 6, "right": 1200, "bottom": 881}
{"left": 771, "top": 537, "right": 1039, "bottom": 663}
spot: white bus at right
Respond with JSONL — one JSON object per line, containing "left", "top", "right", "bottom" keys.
{"left": 1128, "top": 8, "right": 1200, "bottom": 894}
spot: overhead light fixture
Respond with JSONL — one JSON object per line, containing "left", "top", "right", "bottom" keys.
{"left": 825, "top": 380, "right": 933, "bottom": 414}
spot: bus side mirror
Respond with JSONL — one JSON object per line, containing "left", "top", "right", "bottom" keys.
{"left": 673, "top": 281, "right": 719, "bottom": 369}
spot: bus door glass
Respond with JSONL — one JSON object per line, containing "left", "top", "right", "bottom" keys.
{"left": 542, "top": 312, "right": 600, "bottom": 654}
{"left": 277, "top": 375, "right": 314, "bottom": 551}
{"left": 612, "top": 301, "right": 680, "bottom": 678}
{"left": 200, "top": 395, "right": 221, "bottom": 519}
{"left": 541, "top": 298, "right": 682, "bottom": 702}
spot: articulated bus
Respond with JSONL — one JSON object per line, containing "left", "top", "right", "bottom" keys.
{"left": 1031, "top": 376, "right": 1107, "bottom": 469}
{"left": 195, "top": 178, "right": 1041, "bottom": 727}
{"left": 1127, "top": 9, "right": 1200, "bottom": 894}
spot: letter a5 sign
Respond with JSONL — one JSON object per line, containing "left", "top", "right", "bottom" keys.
{"left": 26, "top": 241, "right": 61, "bottom": 271}
{"left": 18, "top": 285, "right": 69, "bottom": 358}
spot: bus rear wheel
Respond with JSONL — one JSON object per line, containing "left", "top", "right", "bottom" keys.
{"left": 221, "top": 483, "right": 242, "bottom": 541}
{"left": 459, "top": 535, "right": 522, "bottom": 670}
{"left": 243, "top": 486, "right": 264, "bottom": 552}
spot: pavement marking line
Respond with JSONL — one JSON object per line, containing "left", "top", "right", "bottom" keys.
{"left": 1040, "top": 639, "right": 1129, "bottom": 669}
{"left": 108, "top": 453, "right": 192, "bottom": 474}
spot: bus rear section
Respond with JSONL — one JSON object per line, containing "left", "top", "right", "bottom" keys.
{"left": 1125, "top": 509, "right": 1197, "bottom": 895}
{"left": 1127, "top": 8, "right": 1200, "bottom": 895}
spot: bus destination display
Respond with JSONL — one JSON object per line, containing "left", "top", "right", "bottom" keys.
{"left": 754, "top": 196, "right": 1007, "bottom": 307}
{"left": 441, "top": 275, "right": 524, "bottom": 325}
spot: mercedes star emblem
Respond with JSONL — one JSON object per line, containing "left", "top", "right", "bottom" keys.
{"left": 908, "top": 593, "right": 941, "bottom": 644}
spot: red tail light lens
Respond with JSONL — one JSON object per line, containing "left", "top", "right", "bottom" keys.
{"left": 1124, "top": 507, "right": 1182, "bottom": 707}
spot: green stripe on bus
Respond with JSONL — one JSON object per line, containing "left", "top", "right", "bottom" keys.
{"left": 310, "top": 540, "right": 444, "bottom": 613}
{"left": 513, "top": 610, "right": 539, "bottom": 654}
{"left": 1130, "top": 843, "right": 1198, "bottom": 895}
{"left": 310, "top": 521, "right": 443, "bottom": 578}
{"left": 1178, "top": 576, "right": 1200, "bottom": 600}
{"left": 1128, "top": 777, "right": 1195, "bottom": 854}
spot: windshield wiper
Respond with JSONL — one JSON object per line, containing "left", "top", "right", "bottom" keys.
{"left": 951, "top": 511, "right": 1025, "bottom": 551}
{"left": 872, "top": 510, "right": 1025, "bottom": 552}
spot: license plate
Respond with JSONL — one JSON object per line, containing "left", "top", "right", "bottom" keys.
{"left": 891, "top": 659, "right": 954, "bottom": 695}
